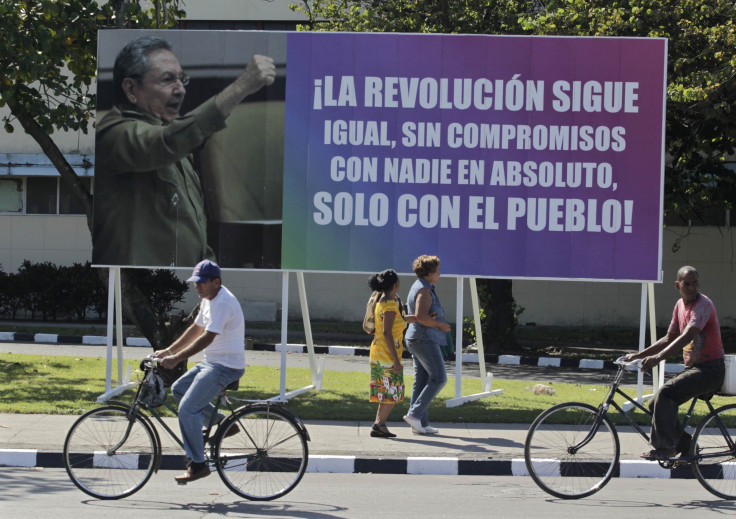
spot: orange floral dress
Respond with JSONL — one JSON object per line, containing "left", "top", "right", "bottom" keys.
{"left": 369, "top": 299, "right": 405, "bottom": 403}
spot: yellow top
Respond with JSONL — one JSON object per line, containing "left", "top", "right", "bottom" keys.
{"left": 370, "top": 299, "right": 405, "bottom": 364}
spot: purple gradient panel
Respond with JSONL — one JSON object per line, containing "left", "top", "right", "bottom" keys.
{"left": 282, "top": 33, "right": 665, "bottom": 280}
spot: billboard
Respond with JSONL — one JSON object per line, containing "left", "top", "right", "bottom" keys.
{"left": 93, "top": 30, "right": 667, "bottom": 281}
{"left": 282, "top": 33, "right": 667, "bottom": 281}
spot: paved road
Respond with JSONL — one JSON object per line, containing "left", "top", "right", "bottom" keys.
{"left": 2, "top": 468, "right": 734, "bottom": 518}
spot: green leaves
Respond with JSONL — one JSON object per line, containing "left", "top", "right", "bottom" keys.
{"left": 1, "top": 0, "right": 186, "bottom": 136}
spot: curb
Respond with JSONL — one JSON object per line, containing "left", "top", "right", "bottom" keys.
{"left": 0, "top": 449, "right": 699, "bottom": 479}
{"left": 4, "top": 331, "right": 686, "bottom": 374}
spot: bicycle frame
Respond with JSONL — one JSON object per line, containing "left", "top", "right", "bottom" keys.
{"left": 579, "top": 363, "right": 734, "bottom": 463}
{"left": 126, "top": 383, "right": 240, "bottom": 454}
{"left": 114, "top": 372, "right": 310, "bottom": 467}
{"left": 525, "top": 359, "right": 736, "bottom": 500}
{"left": 64, "top": 358, "right": 311, "bottom": 501}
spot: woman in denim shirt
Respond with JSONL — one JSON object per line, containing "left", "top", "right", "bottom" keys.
{"left": 402, "top": 255, "right": 452, "bottom": 435}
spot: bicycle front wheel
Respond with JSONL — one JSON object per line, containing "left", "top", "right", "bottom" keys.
{"left": 64, "top": 405, "right": 158, "bottom": 499}
{"left": 691, "top": 403, "right": 736, "bottom": 499}
{"left": 214, "top": 405, "right": 308, "bottom": 500}
{"left": 525, "top": 402, "right": 620, "bottom": 499}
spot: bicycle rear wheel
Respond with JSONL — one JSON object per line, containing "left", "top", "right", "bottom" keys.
{"left": 64, "top": 405, "right": 158, "bottom": 499}
{"left": 214, "top": 405, "right": 308, "bottom": 500}
{"left": 691, "top": 403, "right": 736, "bottom": 499}
{"left": 525, "top": 402, "right": 620, "bottom": 499}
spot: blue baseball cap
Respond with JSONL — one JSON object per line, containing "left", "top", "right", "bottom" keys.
{"left": 187, "top": 259, "right": 221, "bottom": 283}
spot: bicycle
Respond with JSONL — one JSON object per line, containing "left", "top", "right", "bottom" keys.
{"left": 524, "top": 356, "right": 736, "bottom": 500}
{"left": 63, "top": 357, "right": 310, "bottom": 500}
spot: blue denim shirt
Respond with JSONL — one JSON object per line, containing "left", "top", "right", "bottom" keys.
{"left": 405, "top": 277, "right": 447, "bottom": 345}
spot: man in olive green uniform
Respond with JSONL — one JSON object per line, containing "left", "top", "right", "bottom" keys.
{"left": 93, "top": 36, "right": 275, "bottom": 266}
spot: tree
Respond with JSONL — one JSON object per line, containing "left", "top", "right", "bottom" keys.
{"left": 0, "top": 1, "right": 187, "bottom": 346}
{"left": 293, "top": 0, "right": 736, "bottom": 351}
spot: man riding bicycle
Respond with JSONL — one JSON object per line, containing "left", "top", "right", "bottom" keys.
{"left": 624, "top": 265, "right": 725, "bottom": 460}
{"left": 154, "top": 260, "right": 245, "bottom": 483}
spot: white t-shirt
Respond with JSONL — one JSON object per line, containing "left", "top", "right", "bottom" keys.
{"left": 195, "top": 286, "right": 245, "bottom": 370}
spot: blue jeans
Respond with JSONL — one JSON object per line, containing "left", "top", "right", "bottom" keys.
{"left": 406, "top": 338, "right": 447, "bottom": 427}
{"left": 171, "top": 361, "right": 245, "bottom": 463}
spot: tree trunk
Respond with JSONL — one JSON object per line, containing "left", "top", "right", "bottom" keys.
{"left": 476, "top": 278, "right": 519, "bottom": 353}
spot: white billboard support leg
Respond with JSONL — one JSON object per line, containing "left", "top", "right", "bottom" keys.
{"left": 98, "top": 267, "right": 135, "bottom": 402}
{"left": 115, "top": 268, "right": 124, "bottom": 385}
{"left": 269, "top": 271, "right": 323, "bottom": 402}
{"left": 469, "top": 277, "right": 489, "bottom": 389}
{"left": 649, "top": 282, "right": 664, "bottom": 390}
{"left": 446, "top": 277, "right": 503, "bottom": 408}
{"left": 623, "top": 282, "right": 657, "bottom": 412}
{"left": 453, "top": 276, "right": 463, "bottom": 399}
{"left": 297, "top": 271, "right": 324, "bottom": 389}
{"left": 277, "top": 271, "right": 289, "bottom": 402}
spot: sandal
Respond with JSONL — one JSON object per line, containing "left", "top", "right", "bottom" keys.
{"left": 641, "top": 448, "right": 677, "bottom": 460}
{"left": 370, "top": 423, "right": 397, "bottom": 438}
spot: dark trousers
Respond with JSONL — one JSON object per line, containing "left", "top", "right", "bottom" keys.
{"left": 649, "top": 359, "right": 725, "bottom": 449}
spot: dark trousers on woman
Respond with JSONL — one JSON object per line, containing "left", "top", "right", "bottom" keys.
{"left": 649, "top": 359, "right": 725, "bottom": 450}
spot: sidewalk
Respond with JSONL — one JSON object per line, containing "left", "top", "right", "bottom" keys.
{"left": 0, "top": 413, "right": 694, "bottom": 479}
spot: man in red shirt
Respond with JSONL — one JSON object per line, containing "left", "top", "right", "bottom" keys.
{"left": 625, "top": 265, "right": 725, "bottom": 459}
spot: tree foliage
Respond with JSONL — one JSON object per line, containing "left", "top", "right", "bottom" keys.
{"left": 294, "top": 0, "right": 531, "bottom": 33}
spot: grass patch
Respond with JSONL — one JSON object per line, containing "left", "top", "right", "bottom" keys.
{"left": 2, "top": 352, "right": 734, "bottom": 427}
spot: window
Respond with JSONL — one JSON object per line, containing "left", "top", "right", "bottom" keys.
{"left": 0, "top": 179, "right": 23, "bottom": 213}
{"left": 26, "top": 177, "right": 58, "bottom": 214}
{"left": 0, "top": 177, "right": 93, "bottom": 215}
{"left": 662, "top": 163, "right": 734, "bottom": 227}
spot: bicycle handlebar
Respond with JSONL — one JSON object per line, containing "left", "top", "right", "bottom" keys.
{"left": 614, "top": 355, "right": 643, "bottom": 370}
{"left": 140, "top": 355, "right": 161, "bottom": 371}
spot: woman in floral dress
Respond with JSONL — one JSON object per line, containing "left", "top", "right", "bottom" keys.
{"left": 368, "top": 269, "right": 416, "bottom": 438}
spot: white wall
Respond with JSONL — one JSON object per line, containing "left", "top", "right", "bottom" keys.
{"left": 0, "top": 106, "right": 94, "bottom": 155}
{"left": 0, "top": 215, "right": 92, "bottom": 270}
